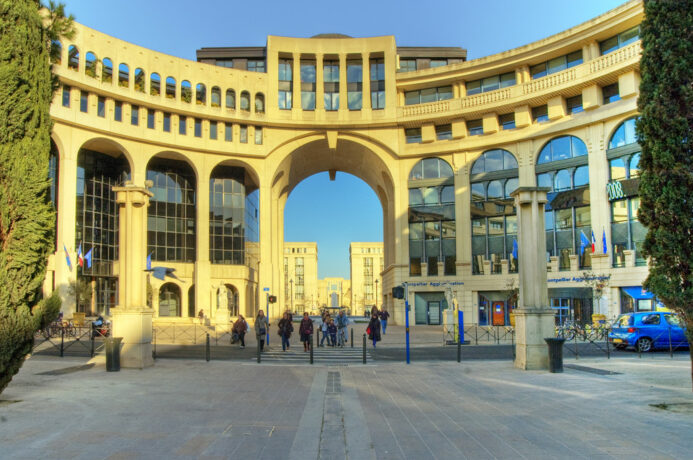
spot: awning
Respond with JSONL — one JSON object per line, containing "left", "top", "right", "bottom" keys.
{"left": 621, "top": 286, "right": 653, "bottom": 300}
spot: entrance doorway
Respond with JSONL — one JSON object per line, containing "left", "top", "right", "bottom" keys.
{"left": 492, "top": 301, "right": 505, "bottom": 326}
{"left": 428, "top": 301, "right": 441, "bottom": 325}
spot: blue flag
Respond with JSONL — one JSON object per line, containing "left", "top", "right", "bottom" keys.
{"left": 580, "top": 231, "right": 590, "bottom": 254}
{"left": 602, "top": 229, "right": 608, "bottom": 254}
{"left": 84, "top": 248, "right": 93, "bottom": 268}
{"left": 512, "top": 239, "right": 518, "bottom": 259}
{"left": 146, "top": 251, "right": 153, "bottom": 270}
{"left": 63, "top": 244, "right": 72, "bottom": 271}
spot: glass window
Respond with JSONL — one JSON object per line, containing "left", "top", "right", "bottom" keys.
{"left": 609, "top": 117, "right": 639, "bottom": 148}
{"left": 300, "top": 61, "right": 316, "bottom": 110}
{"left": 567, "top": 95, "right": 583, "bottom": 114}
{"left": 278, "top": 58, "right": 292, "bottom": 110}
{"left": 532, "top": 50, "right": 583, "bottom": 79}
{"left": 610, "top": 158, "right": 627, "bottom": 181}
{"left": 554, "top": 169, "right": 572, "bottom": 191}
{"left": 574, "top": 166, "right": 589, "bottom": 188}
{"left": 600, "top": 25, "right": 640, "bottom": 55}
{"left": 556, "top": 208, "right": 572, "bottom": 230}
{"left": 147, "top": 109, "right": 155, "bottom": 129}
{"left": 179, "top": 115, "right": 186, "bottom": 135}
{"left": 225, "top": 89, "right": 236, "bottom": 109}
{"left": 566, "top": 50, "right": 583, "bottom": 68}
{"left": 97, "top": 96, "right": 105, "bottom": 117}
{"left": 80, "top": 91, "right": 88, "bottom": 113}
{"left": 224, "top": 123, "right": 232, "bottom": 142}
{"left": 530, "top": 62, "right": 547, "bottom": 79}
{"left": 399, "top": 59, "right": 416, "bottom": 72}
{"left": 487, "top": 180, "right": 502, "bottom": 199}
{"left": 468, "top": 119, "right": 483, "bottom": 136}
{"left": 370, "top": 58, "right": 385, "bottom": 110}
{"left": 537, "top": 173, "right": 552, "bottom": 189}
{"left": 466, "top": 80, "right": 481, "bottom": 96}
{"left": 194, "top": 118, "right": 202, "bottom": 137}
{"left": 532, "top": 105, "right": 548, "bottom": 123}
{"left": 629, "top": 153, "right": 641, "bottom": 177}
{"left": 467, "top": 72, "right": 515, "bottom": 95}
{"left": 499, "top": 113, "right": 515, "bottom": 130}
{"left": 247, "top": 59, "right": 265, "bottom": 72}
{"left": 114, "top": 101, "right": 122, "bottom": 122}
{"left": 255, "top": 94, "right": 265, "bottom": 113}
{"left": 130, "top": 105, "right": 139, "bottom": 126}
{"left": 538, "top": 136, "right": 588, "bottom": 164}
{"left": 62, "top": 85, "right": 70, "bottom": 107}
{"left": 435, "top": 124, "right": 452, "bottom": 141}
{"left": 210, "top": 121, "right": 217, "bottom": 140}
{"left": 254, "top": 126, "right": 262, "bottom": 145}
{"left": 603, "top": 83, "right": 620, "bottom": 104}
{"left": 240, "top": 125, "right": 247, "bottom": 143}
{"left": 405, "top": 128, "right": 421, "bottom": 144}
{"left": 163, "top": 113, "right": 171, "bottom": 132}
{"left": 240, "top": 92, "right": 250, "bottom": 111}
{"left": 347, "top": 60, "right": 363, "bottom": 111}
{"left": 505, "top": 178, "right": 518, "bottom": 197}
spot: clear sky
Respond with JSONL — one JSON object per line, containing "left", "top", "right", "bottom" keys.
{"left": 62, "top": 0, "right": 627, "bottom": 279}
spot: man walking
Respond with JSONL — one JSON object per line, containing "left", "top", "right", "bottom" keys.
{"left": 336, "top": 310, "right": 349, "bottom": 347}
{"left": 379, "top": 308, "right": 390, "bottom": 335}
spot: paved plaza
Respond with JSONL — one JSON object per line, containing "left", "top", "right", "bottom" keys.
{"left": 2, "top": 352, "right": 693, "bottom": 459}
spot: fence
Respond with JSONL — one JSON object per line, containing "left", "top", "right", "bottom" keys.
{"left": 33, "top": 322, "right": 111, "bottom": 357}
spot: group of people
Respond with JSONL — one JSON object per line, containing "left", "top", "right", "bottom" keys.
{"left": 230, "top": 306, "right": 390, "bottom": 351}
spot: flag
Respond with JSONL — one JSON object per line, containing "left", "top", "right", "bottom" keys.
{"left": 580, "top": 231, "right": 590, "bottom": 254}
{"left": 146, "top": 251, "right": 153, "bottom": 270}
{"left": 602, "top": 229, "right": 608, "bottom": 254}
{"left": 63, "top": 244, "right": 72, "bottom": 271}
{"left": 591, "top": 230, "right": 596, "bottom": 253}
{"left": 77, "top": 243, "right": 83, "bottom": 267}
{"left": 512, "top": 239, "right": 518, "bottom": 259}
{"left": 84, "top": 248, "right": 93, "bottom": 268}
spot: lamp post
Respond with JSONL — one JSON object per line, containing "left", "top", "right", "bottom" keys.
{"left": 374, "top": 279, "right": 379, "bottom": 310}
{"left": 289, "top": 279, "right": 294, "bottom": 314}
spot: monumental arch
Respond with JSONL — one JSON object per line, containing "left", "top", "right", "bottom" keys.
{"left": 46, "top": 1, "right": 650, "bottom": 327}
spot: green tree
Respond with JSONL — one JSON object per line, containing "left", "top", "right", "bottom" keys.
{"left": 637, "top": 0, "right": 693, "bottom": 388}
{"left": 0, "top": 0, "right": 73, "bottom": 394}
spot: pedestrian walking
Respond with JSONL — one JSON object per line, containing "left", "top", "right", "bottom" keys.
{"left": 232, "top": 314, "right": 248, "bottom": 348}
{"left": 320, "top": 314, "right": 330, "bottom": 347}
{"left": 278, "top": 312, "right": 293, "bottom": 351}
{"left": 367, "top": 312, "right": 381, "bottom": 348}
{"left": 336, "top": 310, "right": 349, "bottom": 347}
{"left": 255, "top": 309, "right": 269, "bottom": 352}
{"left": 379, "top": 308, "right": 390, "bottom": 335}
{"left": 327, "top": 319, "right": 337, "bottom": 347}
{"left": 299, "top": 312, "right": 314, "bottom": 352}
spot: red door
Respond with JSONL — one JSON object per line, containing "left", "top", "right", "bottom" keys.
{"left": 492, "top": 301, "right": 505, "bottom": 326}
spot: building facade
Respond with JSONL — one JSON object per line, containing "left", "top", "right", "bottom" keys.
{"left": 350, "top": 243, "right": 385, "bottom": 316}
{"left": 46, "top": 1, "right": 651, "bottom": 326}
{"left": 282, "top": 243, "right": 318, "bottom": 315}
{"left": 317, "top": 277, "right": 351, "bottom": 312}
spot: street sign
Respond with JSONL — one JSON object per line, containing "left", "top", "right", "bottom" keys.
{"left": 263, "top": 287, "right": 269, "bottom": 292}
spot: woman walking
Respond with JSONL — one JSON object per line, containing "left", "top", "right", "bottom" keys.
{"left": 278, "top": 312, "right": 294, "bottom": 351}
{"left": 367, "top": 312, "right": 381, "bottom": 348}
{"left": 299, "top": 312, "right": 314, "bottom": 352}
{"left": 232, "top": 314, "right": 248, "bottom": 349}
{"left": 255, "top": 310, "right": 269, "bottom": 352}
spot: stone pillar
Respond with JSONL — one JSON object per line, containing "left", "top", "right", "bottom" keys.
{"left": 111, "top": 184, "right": 154, "bottom": 369}
{"left": 511, "top": 187, "right": 554, "bottom": 370}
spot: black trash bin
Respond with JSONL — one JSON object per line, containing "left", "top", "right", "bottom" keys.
{"left": 544, "top": 337, "right": 566, "bottom": 373}
{"left": 105, "top": 337, "right": 123, "bottom": 372}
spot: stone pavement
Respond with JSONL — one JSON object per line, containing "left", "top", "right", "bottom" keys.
{"left": 2, "top": 354, "right": 692, "bottom": 459}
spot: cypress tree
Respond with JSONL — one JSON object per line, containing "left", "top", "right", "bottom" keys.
{"left": 637, "top": 0, "right": 693, "bottom": 388}
{"left": 0, "top": 0, "right": 71, "bottom": 394}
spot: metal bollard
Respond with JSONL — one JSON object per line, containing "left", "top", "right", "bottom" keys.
{"left": 153, "top": 328, "right": 157, "bottom": 360}
{"left": 351, "top": 328, "right": 354, "bottom": 348}
{"left": 669, "top": 327, "right": 673, "bottom": 358}
{"left": 90, "top": 333, "right": 95, "bottom": 358}
{"left": 257, "top": 334, "right": 261, "bottom": 363}
{"left": 362, "top": 334, "right": 367, "bottom": 364}
{"left": 310, "top": 333, "right": 314, "bottom": 365}
{"left": 60, "top": 327, "right": 65, "bottom": 357}
{"left": 457, "top": 336, "right": 461, "bottom": 363}
{"left": 574, "top": 332, "right": 579, "bottom": 360}
{"left": 205, "top": 333, "right": 210, "bottom": 362}
{"left": 316, "top": 329, "right": 320, "bottom": 347}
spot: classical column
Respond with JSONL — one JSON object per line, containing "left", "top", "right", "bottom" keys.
{"left": 111, "top": 184, "right": 154, "bottom": 369}
{"left": 511, "top": 187, "right": 554, "bottom": 370}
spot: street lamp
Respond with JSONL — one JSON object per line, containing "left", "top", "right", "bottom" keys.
{"left": 374, "top": 279, "right": 379, "bottom": 310}
{"left": 289, "top": 279, "right": 294, "bottom": 314}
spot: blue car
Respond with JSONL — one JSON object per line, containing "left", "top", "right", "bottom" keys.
{"left": 609, "top": 312, "right": 688, "bottom": 352}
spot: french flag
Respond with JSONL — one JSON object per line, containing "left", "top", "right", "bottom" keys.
{"left": 77, "top": 243, "right": 84, "bottom": 267}
{"left": 591, "top": 230, "right": 596, "bottom": 253}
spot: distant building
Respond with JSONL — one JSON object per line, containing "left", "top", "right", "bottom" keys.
{"left": 350, "top": 243, "right": 385, "bottom": 316}
{"left": 283, "top": 243, "right": 318, "bottom": 314}
{"left": 318, "top": 277, "right": 351, "bottom": 311}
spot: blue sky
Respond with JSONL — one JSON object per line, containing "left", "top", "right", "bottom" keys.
{"left": 63, "top": 0, "right": 626, "bottom": 278}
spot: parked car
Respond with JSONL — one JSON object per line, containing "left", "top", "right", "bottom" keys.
{"left": 609, "top": 312, "right": 688, "bottom": 352}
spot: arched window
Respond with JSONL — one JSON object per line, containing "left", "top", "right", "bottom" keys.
{"left": 408, "top": 158, "right": 456, "bottom": 277}
{"left": 165, "top": 76, "right": 176, "bottom": 99}
{"left": 211, "top": 86, "right": 221, "bottom": 107}
{"left": 535, "top": 135, "right": 590, "bottom": 271}
{"left": 181, "top": 80, "right": 192, "bottom": 103}
{"left": 240, "top": 91, "right": 250, "bottom": 111}
{"left": 188, "top": 285, "right": 195, "bottom": 318}
{"left": 159, "top": 283, "right": 181, "bottom": 317}
{"left": 134, "top": 68, "right": 145, "bottom": 93}
{"left": 217, "top": 284, "right": 239, "bottom": 317}
{"left": 85, "top": 52, "right": 97, "bottom": 78}
{"left": 67, "top": 45, "right": 79, "bottom": 71}
{"left": 102, "top": 58, "right": 113, "bottom": 83}
{"left": 118, "top": 63, "right": 129, "bottom": 87}
{"left": 226, "top": 89, "right": 236, "bottom": 109}
{"left": 146, "top": 157, "right": 196, "bottom": 263}
{"left": 150, "top": 73, "right": 161, "bottom": 96}
{"left": 196, "top": 83, "right": 206, "bottom": 105}
{"left": 51, "top": 40, "right": 62, "bottom": 64}
{"left": 470, "top": 149, "right": 519, "bottom": 275}
{"left": 607, "top": 117, "right": 644, "bottom": 267}
{"left": 255, "top": 93, "right": 265, "bottom": 113}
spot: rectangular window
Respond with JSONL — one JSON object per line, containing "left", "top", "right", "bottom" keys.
{"left": 566, "top": 95, "right": 583, "bottom": 114}
{"left": 370, "top": 58, "right": 385, "bottom": 110}
{"left": 600, "top": 25, "right": 640, "bottom": 55}
{"left": 247, "top": 59, "right": 265, "bottom": 72}
{"left": 324, "top": 61, "right": 339, "bottom": 111}
{"left": 347, "top": 60, "right": 363, "bottom": 111}
{"left": 499, "top": 113, "right": 515, "bottom": 130}
{"left": 97, "top": 96, "right": 105, "bottom": 117}
{"left": 254, "top": 126, "right": 262, "bottom": 144}
{"left": 80, "top": 91, "right": 88, "bottom": 113}
{"left": 405, "top": 85, "right": 453, "bottom": 105}
{"left": 435, "top": 124, "right": 452, "bottom": 141}
{"left": 430, "top": 59, "right": 447, "bottom": 68}
{"left": 602, "top": 83, "right": 620, "bottom": 104}
{"left": 147, "top": 109, "right": 155, "bottom": 129}
{"left": 405, "top": 128, "right": 421, "bottom": 144}
{"left": 300, "top": 60, "right": 316, "bottom": 110}
{"left": 466, "top": 72, "right": 515, "bottom": 96}
{"left": 194, "top": 118, "right": 202, "bottom": 137}
{"left": 179, "top": 115, "right": 186, "bottom": 135}
{"left": 209, "top": 121, "right": 217, "bottom": 140}
{"left": 399, "top": 59, "right": 416, "bottom": 72}
{"left": 531, "top": 50, "right": 583, "bottom": 79}
{"left": 62, "top": 85, "right": 70, "bottom": 107}
{"left": 224, "top": 123, "right": 232, "bottom": 141}
{"left": 163, "top": 112, "right": 171, "bottom": 132}
{"left": 532, "top": 105, "right": 548, "bottom": 123}
{"left": 278, "top": 58, "right": 293, "bottom": 109}
{"left": 114, "top": 101, "right": 122, "bottom": 122}
{"left": 468, "top": 119, "right": 483, "bottom": 136}
{"left": 130, "top": 105, "right": 139, "bottom": 125}
{"left": 240, "top": 125, "right": 247, "bottom": 143}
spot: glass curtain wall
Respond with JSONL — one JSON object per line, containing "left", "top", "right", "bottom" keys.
{"left": 278, "top": 58, "right": 292, "bottom": 109}
{"left": 323, "top": 60, "right": 339, "bottom": 110}
{"left": 300, "top": 60, "right": 316, "bottom": 110}
{"left": 370, "top": 58, "right": 385, "bottom": 109}
{"left": 346, "top": 59, "right": 362, "bottom": 110}
{"left": 470, "top": 149, "right": 519, "bottom": 275}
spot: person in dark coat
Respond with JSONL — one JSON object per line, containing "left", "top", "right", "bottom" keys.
{"left": 278, "top": 312, "right": 294, "bottom": 351}
{"left": 299, "top": 312, "right": 314, "bottom": 352}
{"left": 254, "top": 310, "right": 269, "bottom": 352}
{"left": 232, "top": 314, "right": 248, "bottom": 348}
{"left": 367, "top": 312, "right": 381, "bottom": 348}
{"left": 379, "top": 308, "right": 390, "bottom": 335}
